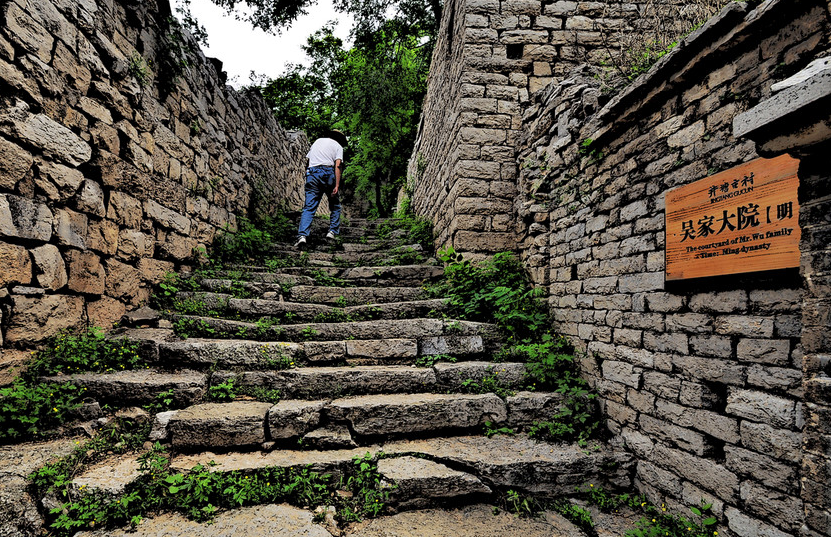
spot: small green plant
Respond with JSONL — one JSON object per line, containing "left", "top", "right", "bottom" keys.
{"left": 299, "top": 327, "right": 319, "bottom": 341}
{"left": 460, "top": 370, "right": 515, "bottom": 399}
{"left": 208, "top": 379, "right": 237, "bottom": 401}
{"left": 30, "top": 327, "right": 144, "bottom": 376}
{"left": 128, "top": 51, "right": 152, "bottom": 87}
{"left": 483, "top": 421, "right": 515, "bottom": 437}
{"left": 237, "top": 386, "right": 282, "bottom": 404}
{"left": 414, "top": 354, "right": 457, "bottom": 368}
{"left": 189, "top": 119, "right": 202, "bottom": 135}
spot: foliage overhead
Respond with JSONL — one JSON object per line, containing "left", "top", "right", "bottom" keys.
{"left": 257, "top": 21, "right": 432, "bottom": 216}
{"left": 203, "top": 0, "right": 440, "bottom": 39}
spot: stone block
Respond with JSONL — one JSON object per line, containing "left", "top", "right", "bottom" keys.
{"left": 0, "top": 194, "right": 52, "bottom": 241}
{"left": 117, "top": 229, "right": 154, "bottom": 260}
{"left": 169, "top": 401, "right": 272, "bottom": 448}
{"left": 618, "top": 272, "right": 663, "bottom": 293}
{"left": 725, "top": 506, "right": 792, "bottom": 537}
{"left": 4, "top": 107, "right": 91, "bottom": 166}
{"left": 643, "top": 332, "right": 688, "bottom": 354}
{"left": 601, "top": 360, "right": 640, "bottom": 388}
{"left": 689, "top": 335, "right": 732, "bottom": 358}
{"left": 105, "top": 259, "right": 141, "bottom": 304}
{"left": 30, "top": 243, "right": 66, "bottom": 290}
{"left": 67, "top": 249, "right": 104, "bottom": 295}
{"left": 665, "top": 313, "right": 713, "bottom": 334}
{"left": 726, "top": 388, "right": 797, "bottom": 429}
{"left": 268, "top": 400, "right": 326, "bottom": 439}
{"left": 739, "top": 481, "right": 803, "bottom": 531}
{"left": 0, "top": 136, "right": 33, "bottom": 190}
{"left": 725, "top": 446, "right": 797, "bottom": 494}
{"left": 37, "top": 161, "right": 86, "bottom": 201}
{"left": 137, "top": 258, "right": 174, "bottom": 284}
{"left": 689, "top": 290, "right": 747, "bottom": 313}
{"left": 3, "top": 3, "right": 53, "bottom": 62}
{"left": 86, "top": 296, "right": 127, "bottom": 329}
{"left": 75, "top": 180, "right": 105, "bottom": 217}
{"left": 52, "top": 208, "right": 87, "bottom": 248}
{"left": 639, "top": 414, "right": 707, "bottom": 455}
{"left": 0, "top": 242, "right": 31, "bottom": 286}
{"left": 326, "top": 393, "right": 507, "bottom": 436}
{"left": 106, "top": 191, "right": 143, "bottom": 228}
{"left": 715, "top": 316, "right": 774, "bottom": 337}
{"left": 86, "top": 218, "right": 119, "bottom": 256}
{"left": 6, "top": 294, "right": 84, "bottom": 344}
{"left": 667, "top": 120, "right": 705, "bottom": 148}
{"left": 736, "top": 338, "right": 790, "bottom": 366}
{"left": 144, "top": 199, "right": 190, "bottom": 234}
{"left": 501, "top": 0, "right": 541, "bottom": 14}
{"left": 652, "top": 444, "right": 739, "bottom": 501}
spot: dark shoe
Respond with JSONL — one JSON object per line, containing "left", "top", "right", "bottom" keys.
{"left": 294, "top": 236, "right": 307, "bottom": 248}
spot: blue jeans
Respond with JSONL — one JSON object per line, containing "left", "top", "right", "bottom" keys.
{"left": 298, "top": 166, "right": 341, "bottom": 237}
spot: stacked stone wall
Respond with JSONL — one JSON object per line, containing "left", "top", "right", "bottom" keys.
{"left": 513, "top": 0, "right": 829, "bottom": 535}
{"left": 408, "top": 0, "right": 712, "bottom": 255}
{"left": 0, "top": 0, "right": 307, "bottom": 356}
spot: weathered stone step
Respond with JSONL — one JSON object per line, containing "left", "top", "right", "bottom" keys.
{"left": 195, "top": 278, "right": 283, "bottom": 296}
{"left": 378, "top": 456, "right": 492, "bottom": 508}
{"left": 211, "top": 362, "right": 531, "bottom": 399}
{"left": 286, "top": 285, "right": 425, "bottom": 305}
{"left": 279, "top": 264, "right": 444, "bottom": 286}
{"left": 268, "top": 246, "right": 425, "bottom": 265}
{"left": 161, "top": 391, "right": 564, "bottom": 450}
{"left": 157, "top": 335, "right": 492, "bottom": 369}
{"left": 167, "top": 316, "right": 501, "bottom": 349}
{"left": 168, "top": 434, "right": 633, "bottom": 496}
{"left": 174, "top": 292, "right": 448, "bottom": 322}
{"left": 40, "top": 370, "right": 207, "bottom": 406}
{"left": 208, "top": 264, "right": 443, "bottom": 287}
{"left": 207, "top": 272, "right": 315, "bottom": 286}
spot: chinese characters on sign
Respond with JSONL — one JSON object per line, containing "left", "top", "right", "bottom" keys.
{"left": 666, "top": 155, "right": 800, "bottom": 281}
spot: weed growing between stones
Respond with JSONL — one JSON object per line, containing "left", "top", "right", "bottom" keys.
{"left": 413, "top": 353, "right": 457, "bottom": 367}
{"left": 499, "top": 485, "right": 719, "bottom": 537}
{"left": 0, "top": 329, "right": 145, "bottom": 442}
{"left": 36, "top": 441, "right": 392, "bottom": 536}
{"left": 376, "top": 200, "right": 434, "bottom": 252}
{"left": 428, "top": 248, "right": 601, "bottom": 445}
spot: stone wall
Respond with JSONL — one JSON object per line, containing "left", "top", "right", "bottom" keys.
{"left": 407, "top": 0, "right": 713, "bottom": 255}
{"left": 0, "top": 0, "right": 307, "bottom": 355}
{"left": 512, "top": 0, "right": 829, "bottom": 535}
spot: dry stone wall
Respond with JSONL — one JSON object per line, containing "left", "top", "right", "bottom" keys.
{"left": 0, "top": 0, "right": 307, "bottom": 354}
{"left": 512, "top": 1, "right": 829, "bottom": 535}
{"left": 408, "top": 0, "right": 712, "bottom": 255}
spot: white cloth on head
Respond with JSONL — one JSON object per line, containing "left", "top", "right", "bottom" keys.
{"left": 306, "top": 137, "right": 344, "bottom": 167}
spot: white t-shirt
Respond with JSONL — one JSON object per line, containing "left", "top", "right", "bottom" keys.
{"left": 307, "top": 138, "right": 344, "bottom": 167}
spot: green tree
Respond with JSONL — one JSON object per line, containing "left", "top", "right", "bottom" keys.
{"left": 257, "top": 22, "right": 431, "bottom": 216}
{"left": 205, "top": 0, "right": 440, "bottom": 39}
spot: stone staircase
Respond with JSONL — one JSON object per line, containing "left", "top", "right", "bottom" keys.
{"left": 47, "top": 216, "right": 634, "bottom": 529}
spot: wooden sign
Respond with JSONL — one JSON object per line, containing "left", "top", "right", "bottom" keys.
{"left": 666, "top": 154, "right": 800, "bottom": 281}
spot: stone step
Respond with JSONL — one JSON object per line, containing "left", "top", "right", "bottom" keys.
{"left": 206, "top": 272, "right": 315, "bottom": 286}
{"left": 168, "top": 434, "right": 633, "bottom": 496}
{"left": 210, "top": 264, "right": 443, "bottom": 287}
{"left": 286, "top": 285, "right": 425, "bottom": 305}
{"left": 173, "top": 292, "right": 448, "bottom": 322}
{"left": 195, "top": 278, "right": 284, "bottom": 297}
{"left": 378, "top": 456, "right": 492, "bottom": 509}
{"left": 157, "top": 335, "right": 492, "bottom": 368}
{"left": 167, "top": 316, "right": 502, "bottom": 349}
{"left": 211, "top": 362, "right": 531, "bottom": 399}
{"left": 40, "top": 369, "right": 207, "bottom": 406}
{"left": 72, "top": 434, "right": 631, "bottom": 519}
{"left": 160, "top": 391, "right": 561, "bottom": 450}
{"left": 268, "top": 245, "right": 425, "bottom": 265}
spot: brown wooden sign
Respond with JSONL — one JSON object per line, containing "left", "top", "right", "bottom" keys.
{"left": 666, "top": 154, "right": 800, "bottom": 281}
